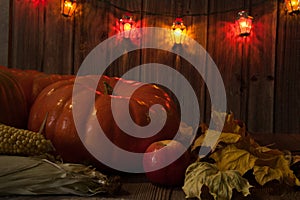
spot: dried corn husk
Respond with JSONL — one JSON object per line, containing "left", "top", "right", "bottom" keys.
{"left": 0, "top": 156, "right": 121, "bottom": 196}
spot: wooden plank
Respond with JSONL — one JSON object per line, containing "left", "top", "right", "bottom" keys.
{"left": 182, "top": 0, "right": 208, "bottom": 124}
{"left": 140, "top": 0, "right": 209, "bottom": 127}
{"left": 73, "top": 0, "right": 110, "bottom": 74}
{"left": 10, "top": 0, "right": 44, "bottom": 70}
{"left": 42, "top": 0, "right": 74, "bottom": 74}
{"left": 274, "top": 2, "right": 300, "bottom": 133}
{"left": 134, "top": 0, "right": 174, "bottom": 86}
{"left": 206, "top": 0, "right": 245, "bottom": 123}
{"left": 247, "top": 0, "right": 277, "bottom": 133}
{"left": 74, "top": 0, "right": 143, "bottom": 77}
{"left": 107, "top": 0, "right": 142, "bottom": 78}
{"left": 0, "top": 1, "right": 10, "bottom": 67}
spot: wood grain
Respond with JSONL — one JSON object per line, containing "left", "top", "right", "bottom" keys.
{"left": 246, "top": 0, "right": 277, "bottom": 133}
{"left": 0, "top": 0, "right": 10, "bottom": 67}
{"left": 10, "top": 0, "right": 45, "bottom": 71}
{"left": 274, "top": 2, "right": 300, "bottom": 133}
{"left": 206, "top": 0, "right": 245, "bottom": 123}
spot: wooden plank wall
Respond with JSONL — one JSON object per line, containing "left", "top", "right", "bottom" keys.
{"left": 0, "top": 0, "right": 299, "bottom": 133}
{"left": 0, "top": 1, "right": 10, "bottom": 66}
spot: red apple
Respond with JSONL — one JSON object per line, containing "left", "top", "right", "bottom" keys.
{"left": 143, "top": 140, "right": 191, "bottom": 187}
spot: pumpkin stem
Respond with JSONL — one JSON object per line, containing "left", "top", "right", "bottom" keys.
{"left": 103, "top": 81, "right": 113, "bottom": 95}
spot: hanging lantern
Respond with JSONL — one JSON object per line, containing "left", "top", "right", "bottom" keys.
{"left": 285, "top": 0, "right": 300, "bottom": 13}
{"left": 171, "top": 18, "right": 186, "bottom": 44}
{"left": 61, "top": 0, "right": 77, "bottom": 17}
{"left": 236, "top": 11, "right": 253, "bottom": 37}
{"left": 120, "top": 13, "right": 134, "bottom": 38}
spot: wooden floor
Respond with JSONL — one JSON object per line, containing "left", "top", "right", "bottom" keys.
{"left": 2, "top": 174, "right": 300, "bottom": 200}
{"left": 2, "top": 133, "right": 300, "bottom": 200}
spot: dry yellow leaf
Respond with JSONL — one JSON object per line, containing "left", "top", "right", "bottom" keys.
{"left": 191, "top": 130, "right": 241, "bottom": 153}
{"left": 183, "top": 162, "right": 252, "bottom": 200}
{"left": 210, "top": 145, "right": 257, "bottom": 175}
{"left": 254, "top": 154, "right": 300, "bottom": 186}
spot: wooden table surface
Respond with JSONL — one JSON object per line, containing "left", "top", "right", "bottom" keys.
{"left": 2, "top": 133, "right": 300, "bottom": 200}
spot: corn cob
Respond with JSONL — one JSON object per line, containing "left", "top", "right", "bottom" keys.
{"left": 0, "top": 123, "right": 54, "bottom": 156}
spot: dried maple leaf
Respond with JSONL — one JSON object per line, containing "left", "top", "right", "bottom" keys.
{"left": 183, "top": 162, "right": 252, "bottom": 200}
{"left": 292, "top": 155, "right": 300, "bottom": 166}
{"left": 210, "top": 144, "right": 257, "bottom": 175}
{"left": 254, "top": 154, "right": 300, "bottom": 186}
{"left": 191, "top": 130, "right": 241, "bottom": 153}
{"left": 211, "top": 111, "right": 246, "bottom": 136}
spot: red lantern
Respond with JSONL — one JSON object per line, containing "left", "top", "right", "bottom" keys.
{"left": 120, "top": 13, "right": 134, "bottom": 38}
{"left": 236, "top": 11, "right": 253, "bottom": 37}
{"left": 285, "top": 0, "right": 300, "bottom": 13}
{"left": 61, "top": 0, "right": 77, "bottom": 17}
{"left": 171, "top": 18, "right": 186, "bottom": 44}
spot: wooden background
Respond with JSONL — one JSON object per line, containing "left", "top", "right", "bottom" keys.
{"left": 0, "top": 0, "right": 299, "bottom": 134}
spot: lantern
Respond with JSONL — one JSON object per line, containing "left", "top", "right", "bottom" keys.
{"left": 285, "top": 0, "right": 300, "bottom": 13}
{"left": 120, "top": 13, "right": 134, "bottom": 38}
{"left": 171, "top": 18, "right": 186, "bottom": 44}
{"left": 236, "top": 11, "right": 253, "bottom": 37}
{"left": 61, "top": 0, "right": 77, "bottom": 17}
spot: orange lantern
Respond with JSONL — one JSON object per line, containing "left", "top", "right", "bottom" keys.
{"left": 120, "top": 13, "right": 134, "bottom": 38}
{"left": 236, "top": 11, "right": 253, "bottom": 37}
{"left": 61, "top": 0, "right": 77, "bottom": 17}
{"left": 171, "top": 18, "right": 186, "bottom": 44}
{"left": 285, "top": 0, "right": 300, "bottom": 13}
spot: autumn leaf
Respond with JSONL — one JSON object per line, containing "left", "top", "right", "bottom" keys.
{"left": 253, "top": 165, "right": 283, "bottom": 186}
{"left": 292, "top": 155, "right": 300, "bottom": 165}
{"left": 218, "top": 132, "right": 242, "bottom": 144}
{"left": 190, "top": 111, "right": 300, "bottom": 190}
{"left": 191, "top": 130, "right": 241, "bottom": 153}
{"left": 210, "top": 145, "right": 257, "bottom": 175}
{"left": 183, "top": 162, "right": 251, "bottom": 200}
{"left": 191, "top": 112, "right": 246, "bottom": 159}
{"left": 211, "top": 111, "right": 246, "bottom": 136}
{"left": 254, "top": 154, "right": 300, "bottom": 186}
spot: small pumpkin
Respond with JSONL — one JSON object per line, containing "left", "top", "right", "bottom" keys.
{"left": 28, "top": 76, "right": 180, "bottom": 171}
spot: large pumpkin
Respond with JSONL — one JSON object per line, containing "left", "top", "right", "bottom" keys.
{"left": 28, "top": 76, "right": 180, "bottom": 170}
{"left": 0, "top": 70, "right": 28, "bottom": 128}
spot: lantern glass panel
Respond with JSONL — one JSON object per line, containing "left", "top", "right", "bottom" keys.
{"left": 171, "top": 18, "right": 186, "bottom": 44}
{"left": 62, "top": 0, "right": 77, "bottom": 17}
{"left": 285, "top": 0, "right": 300, "bottom": 13}
{"left": 236, "top": 11, "right": 252, "bottom": 37}
{"left": 120, "top": 14, "right": 134, "bottom": 38}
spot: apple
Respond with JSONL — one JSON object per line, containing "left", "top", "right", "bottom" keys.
{"left": 143, "top": 140, "right": 191, "bottom": 187}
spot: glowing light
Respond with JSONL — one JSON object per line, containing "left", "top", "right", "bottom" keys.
{"left": 61, "top": 0, "right": 77, "bottom": 17}
{"left": 285, "top": 0, "right": 300, "bottom": 13}
{"left": 236, "top": 11, "right": 253, "bottom": 37}
{"left": 120, "top": 13, "right": 134, "bottom": 38}
{"left": 171, "top": 18, "right": 186, "bottom": 44}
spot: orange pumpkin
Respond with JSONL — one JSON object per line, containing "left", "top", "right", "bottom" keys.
{"left": 28, "top": 76, "right": 180, "bottom": 170}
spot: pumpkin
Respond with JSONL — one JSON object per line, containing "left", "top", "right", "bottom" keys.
{"left": 0, "top": 70, "right": 28, "bottom": 128}
{"left": 28, "top": 75, "right": 180, "bottom": 170}
{"left": 30, "top": 73, "right": 74, "bottom": 106}
{"left": 0, "top": 66, "right": 74, "bottom": 113}
{"left": 0, "top": 67, "right": 74, "bottom": 109}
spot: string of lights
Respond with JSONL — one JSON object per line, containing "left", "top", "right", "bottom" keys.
{"left": 94, "top": 0, "right": 270, "bottom": 17}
